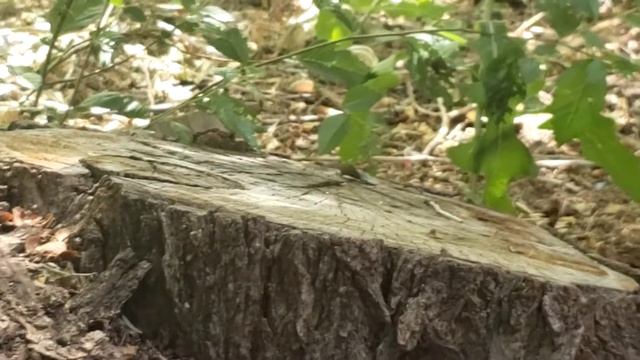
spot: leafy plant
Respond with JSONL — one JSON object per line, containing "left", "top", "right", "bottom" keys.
{"left": 31, "top": 0, "right": 640, "bottom": 213}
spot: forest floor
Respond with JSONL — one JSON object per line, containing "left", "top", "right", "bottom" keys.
{"left": 0, "top": 1, "right": 639, "bottom": 359}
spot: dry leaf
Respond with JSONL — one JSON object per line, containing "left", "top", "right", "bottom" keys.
{"left": 288, "top": 79, "right": 314, "bottom": 93}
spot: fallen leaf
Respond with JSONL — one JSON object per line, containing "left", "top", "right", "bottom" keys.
{"left": 25, "top": 234, "right": 44, "bottom": 253}
{"left": 0, "top": 210, "right": 13, "bottom": 224}
{"left": 33, "top": 241, "right": 67, "bottom": 258}
{"left": 288, "top": 79, "right": 315, "bottom": 94}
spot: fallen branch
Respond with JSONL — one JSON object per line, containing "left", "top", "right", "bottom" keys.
{"left": 423, "top": 97, "right": 451, "bottom": 155}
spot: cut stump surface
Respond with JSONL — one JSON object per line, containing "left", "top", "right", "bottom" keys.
{"left": 1, "top": 129, "right": 638, "bottom": 360}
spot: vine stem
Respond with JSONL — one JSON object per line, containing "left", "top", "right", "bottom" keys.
{"left": 254, "top": 28, "right": 480, "bottom": 67}
{"left": 153, "top": 27, "right": 480, "bottom": 122}
{"left": 34, "top": 0, "right": 75, "bottom": 106}
{"left": 356, "top": 0, "right": 384, "bottom": 33}
{"left": 63, "top": 2, "right": 114, "bottom": 122}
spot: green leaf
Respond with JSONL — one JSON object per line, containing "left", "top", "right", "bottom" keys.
{"left": 581, "top": 30, "right": 604, "bottom": 48}
{"left": 78, "top": 91, "right": 147, "bottom": 118}
{"left": 122, "top": 6, "right": 146, "bottom": 22}
{"left": 342, "top": 72, "right": 400, "bottom": 112}
{"left": 196, "top": 93, "right": 258, "bottom": 149}
{"left": 544, "top": 58, "right": 640, "bottom": 202}
{"left": 109, "top": 0, "right": 123, "bottom": 6}
{"left": 9, "top": 66, "right": 43, "bottom": 89}
{"left": 318, "top": 114, "right": 349, "bottom": 154}
{"left": 602, "top": 51, "right": 640, "bottom": 76}
{"left": 580, "top": 116, "right": 640, "bottom": 202}
{"left": 205, "top": 28, "right": 250, "bottom": 64}
{"left": 372, "top": 53, "right": 401, "bottom": 75}
{"left": 177, "top": 20, "right": 200, "bottom": 33}
{"left": 518, "top": 58, "right": 541, "bottom": 84}
{"left": 150, "top": 120, "right": 194, "bottom": 144}
{"left": 338, "top": 112, "right": 379, "bottom": 163}
{"left": 170, "top": 121, "right": 194, "bottom": 144}
{"left": 299, "top": 46, "right": 371, "bottom": 87}
{"left": 447, "top": 139, "right": 478, "bottom": 172}
{"left": 181, "top": 0, "right": 196, "bottom": 10}
{"left": 623, "top": 10, "right": 640, "bottom": 27}
{"left": 533, "top": 43, "right": 558, "bottom": 56}
{"left": 343, "top": 0, "right": 376, "bottom": 11}
{"left": 518, "top": 58, "right": 544, "bottom": 109}
{"left": 437, "top": 31, "right": 467, "bottom": 46}
{"left": 447, "top": 124, "right": 537, "bottom": 212}
{"left": 471, "top": 22, "right": 527, "bottom": 121}
{"left": 18, "top": 72, "right": 43, "bottom": 89}
{"left": 463, "top": 82, "right": 485, "bottom": 108}
{"left": 545, "top": 60, "right": 607, "bottom": 143}
{"left": 315, "top": 8, "right": 352, "bottom": 41}
{"left": 381, "top": 0, "right": 447, "bottom": 20}
{"left": 536, "top": 0, "right": 598, "bottom": 37}
{"left": 405, "top": 37, "right": 457, "bottom": 104}
{"left": 480, "top": 126, "right": 537, "bottom": 213}
{"left": 49, "top": 0, "right": 107, "bottom": 35}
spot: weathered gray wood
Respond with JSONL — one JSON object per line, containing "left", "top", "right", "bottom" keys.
{"left": 1, "top": 129, "right": 639, "bottom": 360}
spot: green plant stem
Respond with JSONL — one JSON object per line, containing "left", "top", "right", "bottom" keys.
{"left": 153, "top": 27, "right": 480, "bottom": 121}
{"left": 356, "top": 0, "right": 384, "bottom": 33}
{"left": 34, "top": 0, "right": 75, "bottom": 107}
{"left": 46, "top": 38, "right": 91, "bottom": 73}
{"left": 476, "top": 0, "right": 494, "bottom": 136}
{"left": 468, "top": 0, "right": 495, "bottom": 196}
{"left": 63, "top": 2, "right": 113, "bottom": 122}
{"left": 255, "top": 28, "right": 480, "bottom": 67}
{"left": 482, "top": 0, "right": 493, "bottom": 21}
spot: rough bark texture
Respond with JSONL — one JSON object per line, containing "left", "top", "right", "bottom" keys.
{"left": 0, "top": 129, "right": 639, "bottom": 360}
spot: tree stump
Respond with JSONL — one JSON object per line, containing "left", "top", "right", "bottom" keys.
{"left": 0, "top": 129, "right": 638, "bottom": 360}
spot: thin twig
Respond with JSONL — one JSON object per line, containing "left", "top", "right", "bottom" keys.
{"left": 426, "top": 200, "right": 463, "bottom": 222}
{"left": 254, "top": 28, "right": 481, "bottom": 68}
{"left": 294, "top": 154, "right": 596, "bottom": 168}
{"left": 38, "top": 27, "right": 181, "bottom": 93}
{"left": 292, "top": 154, "right": 450, "bottom": 163}
{"left": 142, "top": 60, "right": 155, "bottom": 105}
{"left": 34, "top": 0, "right": 75, "bottom": 106}
{"left": 46, "top": 52, "right": 141, "bottom": 87}
{"left": 535, "top": 159, "right": 595, "bottom": 168}
{"left": 356, "top": 0, "right": 384, "bottom": 33}
{"left": 423, "top": 97, "right": 451, "bottom": 155}
{"left": 63, "top": 2, "right": 114, "bottom": 122}
{"left": 509, "top": 12, "right": 545, "bottom": 37}
{"left": 45, "top": 38, "right": 91, "bottom": 75}
{"left": 153, "top": 27, "right": 481, "bottom": 122}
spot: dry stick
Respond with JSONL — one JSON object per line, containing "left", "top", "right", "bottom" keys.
{"left": 445, "top": 104, "right": 475, "bottom": 120}
{"left": 45, "top": 38, "right": 92, "bottom": 76}
{"left": 423, "top": 97, "right": 451, "bottom": 155}
{"left": 142, "top": 61, "right": 155, "bottom": 106}
{"left": 509, "top": 11, "right": 545, "bottom": 38}
{"left": 47, "top": 52, "right": 141, "bottom": 87}
{"left": 404, "top": 78, "right": 440, "bottom": 117}
{"left": 535, "top": 159, "right": 595, "bottom": 168}
{"left": 153, "top": 28, "right": 481, "bottom": 122}
{"left": 42, "top": 26, "right": 182, "bottom": 94}
{"left": 34, "top": 0, "right": 75, "bottom": 106}
{"left": 426, "top": 200, "right": 463, "bottom": 222}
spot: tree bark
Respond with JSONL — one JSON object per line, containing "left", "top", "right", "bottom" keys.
{"left": 0, "top": 129, "right": 638, "bottom": 360}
